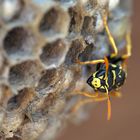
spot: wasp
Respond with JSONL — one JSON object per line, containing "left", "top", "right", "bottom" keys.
{"left": 72, "top": 12, "right": 132, "bottom": 120}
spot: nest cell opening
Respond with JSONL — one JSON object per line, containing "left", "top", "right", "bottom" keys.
{"left": 9, "top": 60, "right": 43, "bottom": 91}
{"left": 3, "top": 27, "right": 37, "bottom": 62}
{"left": 39, "top": 7, "right": 70, "bottom": 41}
{"left": 40, "top": 40, "right": 68, "bottom": 69}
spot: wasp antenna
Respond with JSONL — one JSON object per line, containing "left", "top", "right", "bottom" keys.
{"left": 105, "top": 86, "right": 111, "bottom": 120}
{"left": 107, "top": 97, "right": 111, "bottom": 120}
{"left": 104, "top": 57, "right": 109, "bottom": 80}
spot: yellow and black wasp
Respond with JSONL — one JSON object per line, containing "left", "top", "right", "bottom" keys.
{"left": 72, "top": 12, "right": 132, "bottom": 120}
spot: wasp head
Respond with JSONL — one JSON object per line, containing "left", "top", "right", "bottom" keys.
{"left": 87, "top": 70, "right": 107, "bottom": 92}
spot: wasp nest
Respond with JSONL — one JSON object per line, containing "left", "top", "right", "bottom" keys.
{"left": 0, "top": 0, "right": 132, "bottom": 140}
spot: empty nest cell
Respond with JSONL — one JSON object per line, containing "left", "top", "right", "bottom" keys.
{"left": 65, "top": 38, "right": 86, "bottom": 65}
{"left": 37, "top": 69, "right": 60, "bottom": 90}
{"left": 9, "top": 60, "right": 43, "bottom": 92}
{"left": 39, "top": 6, "right": 70, "bottom": 42}
{"left": 81, "top": 16, "right": 95, "bottom": 37}
{"left": 36, "top": 67, "right": 65, "bottom": 97}
{"left": 68, "top": 4, "right": 85, "bottom": 34}
{"left": 3, "top": 27, "right": 39, "bottom": 63}
{"left": 40, "top": 39, "right": 69, "bottom": 69}
{"left": 7, "top": 88, "right": 36, "bottom": 111}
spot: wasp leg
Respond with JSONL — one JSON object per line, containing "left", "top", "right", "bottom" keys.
{"left": 73, "top": 91, "right": 98, "bottom": 98}
{"left": 71, "top": 94, "right": 107, "bottom": 113}
{"left": 71, "top": 91, "right": 99, "bottom": 112}
{"left": 76, "top": 59, "right": 105, "bottom": 65}
{"left": 102, "top": 14, "right": 118, "bottom": 57}
{"left": 93, "top": 95, "right": 108, "bottom": 101}
{"left": 122, "top": 30, "right": 132, "bottom": 60}
{"left": 71, "top": 90, "right": 111, "bottom": 120}
{"left": 73, "top": 90, "right": 108, "bottom": 100}
{"left": 71, "top": 94, "right": 111, "bottom": 120}
{"left": 107, "top": 96, "right": 111, "bottom": 120}
{"left": 110, "top": 91, "right": 122, "bottom": 98}
{"left": 104, "top": 86, "right": 111, "bottom": 120}
{"left": 71, "top": 98, "right": 95, "bottom": 112}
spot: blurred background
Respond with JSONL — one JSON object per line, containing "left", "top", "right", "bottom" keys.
{"left": 56, "top": 0, "right": 140, "bottom": 140}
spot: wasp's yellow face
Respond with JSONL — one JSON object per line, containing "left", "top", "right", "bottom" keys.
{"left": 91, "top": 78, "right": 101, "bottom": 88}
{"left": 87, "top": 72, "right": 106, "bottom": 91}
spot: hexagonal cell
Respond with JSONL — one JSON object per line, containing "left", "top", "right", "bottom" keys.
{"left": 25, "top": 93, "right": 59, "bottom": 121}
{"left": 7, "top": 88, "right": 36, "bottom": 111}
{"left": 37, "top": 69, "right": 59, "bottom": 90}
{"left": 40, "top": 39, "right": 69, "bottom": 69}
{"left": 9, "top": 60, "right": 43, "bottom": 92}
{"left": 68, "top": 4, "right": 85, "bottom": 34}
{"left": 36, "top": 67, "right": 65, "bottom": 97}
{"left": 0, "top": 0, "right": 24, "bottom": 22}
{"left": 3, "top": 27, "right": 40, "bottom": 63}
{"left": 81, "top": 16, "right": 95, "bottom": 37}
{"left": 60, "top": 66, "right": 81, "bottom": 93}
{"left": 65, "top": 38, "right": 86, "bottom": 65}
{"left": 25, "top": 98, "right": 47, "bottom": 122}
{"left": 39, "top": 6, "right": 70, "bottom": 42}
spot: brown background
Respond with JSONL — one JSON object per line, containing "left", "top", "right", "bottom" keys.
{"left": 56, "top": 0, "right": 140, "bottom": 140}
